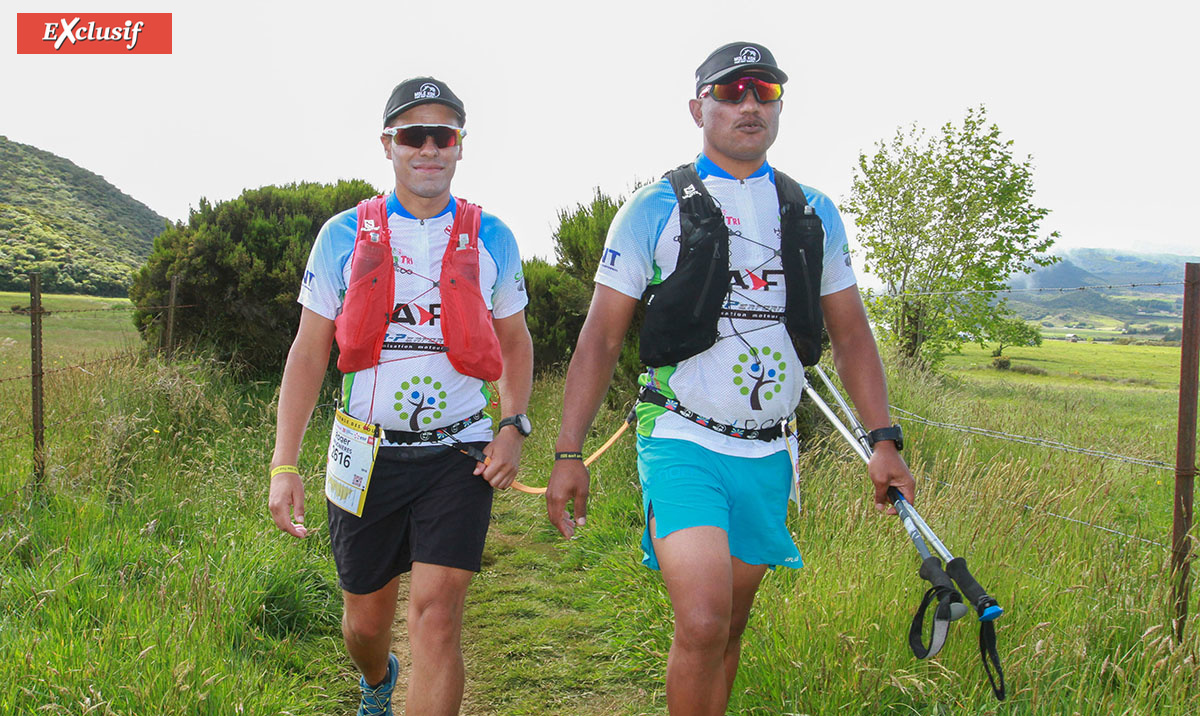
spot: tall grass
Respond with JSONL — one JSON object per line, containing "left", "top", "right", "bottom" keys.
{"left": 565, "top": 355, "right": 1199, "bottom": 714}
{"left": 0, "top": 353, "right": 353, "bottom": 715}
{"left": 1, "top": 335, "right": 1195, "bottom": 714}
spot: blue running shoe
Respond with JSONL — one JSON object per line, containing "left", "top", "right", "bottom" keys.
{"left": 357, "top": 653, "right": 398, "bottom": 716}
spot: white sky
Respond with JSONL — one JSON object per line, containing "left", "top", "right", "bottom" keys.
{"left": 3, "top": 0, "right": 1197, "bottom": 263}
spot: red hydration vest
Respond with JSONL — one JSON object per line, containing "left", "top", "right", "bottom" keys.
{"left": 334, "top": 195, "right": 504, "bottom": 381}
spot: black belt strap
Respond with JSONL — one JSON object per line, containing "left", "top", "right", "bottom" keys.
{"left": 637, "top": 386, "right": 783, "bottom": 442}
{"left": 383, "top": 409, "right": 486, "bottom": 444}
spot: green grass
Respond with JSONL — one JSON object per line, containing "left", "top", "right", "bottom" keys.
{"left": 2, "top": 319, "right": 1196, "bottom": 714}
{"left": 0, "top": 291, "right": 142, "bottom": 380}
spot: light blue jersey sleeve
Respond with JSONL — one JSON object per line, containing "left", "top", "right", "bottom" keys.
{"left": 479, "top": 212, "right": 528, "bottom": 320}
{"left": 801, "top": 185, "right": 858, "bottom": 296}
{"left": 298, "top": 207, "right": 357, "bottom": 320}
{"left": 593, "top": 179, "right": 678, "bottom": 299}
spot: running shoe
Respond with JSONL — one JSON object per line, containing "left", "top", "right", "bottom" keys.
{"left": 357, "top": 652, "right": 398, "bottom": 716}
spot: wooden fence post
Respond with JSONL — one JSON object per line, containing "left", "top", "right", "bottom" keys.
{"left": 164, "top": 274, "right": 178, "bottom": 364}
{"left": 29, "top": 273, "right": 45, "bottom": 489}
{"left": 1173, "top": 262, "right": 1199, "bottom": 639}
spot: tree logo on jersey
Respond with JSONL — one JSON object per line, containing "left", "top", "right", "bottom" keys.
{"left": 395, "top": 376, "right": 448, "bottom": 430}
{"left": 731, "top": 346, "right": 786, "bottom": 410}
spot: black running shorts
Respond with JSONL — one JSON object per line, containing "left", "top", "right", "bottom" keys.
{"left": 326, "top": 443, "right": 493, "bottom": 595}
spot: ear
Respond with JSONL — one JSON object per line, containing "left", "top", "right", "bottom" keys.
{"left": 688, "top": 98, "right": 704, "bottom": 127}
{"left": 380, "top": 133, "right": 393, "bottom": 159}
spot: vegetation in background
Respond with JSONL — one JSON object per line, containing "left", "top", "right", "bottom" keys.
{"left": 842, "top": 106, "right": 1059, "bottom": 365}
{"left": 523, "top": 186, "right": 646, "bottom": 392}
{"left": 0, "top": 136, "right": 166, "bottom": 296}
{"left": 129, "top": 180, "right": 377, "bottom": 376}
{"left": 2, "top": 292, "right": 1195, "bottom": 713}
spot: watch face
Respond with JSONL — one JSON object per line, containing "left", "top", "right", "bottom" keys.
{"left": 516, "top": 414, "right": 532, "bottom": 436}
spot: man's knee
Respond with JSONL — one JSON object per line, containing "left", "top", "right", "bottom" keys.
{"left": 674, "top": 607, "right": 731, "bottom": 654}
{"left": 409, "top": 596, "right": 464, "bottom": 645}
{"left": 343, "top": 607, "right": 392, "bottom": 645}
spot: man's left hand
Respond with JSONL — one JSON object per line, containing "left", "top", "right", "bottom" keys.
{"left": 867, "top": 443, "right": 915, "bottom": 515}
{"left": 475, "top": 428, "right": 524, "bottom": 489}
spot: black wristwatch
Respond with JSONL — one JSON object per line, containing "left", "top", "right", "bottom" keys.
{"left": 867, "top": 424, "right": 903, "bottom": 451}
{"left": 498, "top": 414, "right": 532, "bottom": 437}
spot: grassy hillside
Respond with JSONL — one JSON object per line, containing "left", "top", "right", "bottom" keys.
{"left": 0, "top": 136, "right": 167, "bottom": 296}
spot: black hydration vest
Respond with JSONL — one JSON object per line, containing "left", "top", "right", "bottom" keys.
{"left": 639, "top": 163, "right": 825, "bottom": 368}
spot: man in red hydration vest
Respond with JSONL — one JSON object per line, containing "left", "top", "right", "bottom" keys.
{"left": 269, "top": 76, "right": 533, "bottom": 716}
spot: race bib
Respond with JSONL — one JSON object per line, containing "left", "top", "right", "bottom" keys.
{"left": 325, "top": 409, "right": 381, "bottom": 517}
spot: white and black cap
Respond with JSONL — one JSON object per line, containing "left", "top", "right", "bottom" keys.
{"left": 694, "top": 42, "right": 788, "bottom": 96}
{"left": 383, "top": 76, "right": 466, "bottom": 127}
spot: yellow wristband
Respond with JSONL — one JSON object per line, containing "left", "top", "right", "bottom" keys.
{"left": 270, "top": 465, "right": 299, "bottom": 478}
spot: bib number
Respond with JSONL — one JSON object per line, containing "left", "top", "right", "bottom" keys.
{"left": 325, "top": 409, "right": 381, "bottom": 517}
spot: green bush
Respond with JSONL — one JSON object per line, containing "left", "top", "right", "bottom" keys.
{"left": 525, "top": 186, "right": 646, "bottom": 393}
{"left": 129, "top": 180, "right": 377, "bottom": 376}
{"left": 992, "top": 355, "right": 1011, "bottom": 370}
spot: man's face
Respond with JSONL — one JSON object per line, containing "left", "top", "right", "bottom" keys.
{"left": 380, "top": 103, "right": 464, "bottom": 200}
{"left": 688, "top": 75, "right": 782, "bottom": 166}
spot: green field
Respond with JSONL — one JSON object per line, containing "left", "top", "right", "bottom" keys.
{"left": 1, "top": 320, "right": 1196, "bottom": 714}
{"left": 0, "top": 291, "right": 142, "bottom": 380}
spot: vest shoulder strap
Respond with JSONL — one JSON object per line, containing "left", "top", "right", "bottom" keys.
{"left": 772, "top": 169, "right": 809, "bottom": 212}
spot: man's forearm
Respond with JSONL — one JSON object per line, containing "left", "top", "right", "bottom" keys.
{"left": 829, "top": 329, "right": 893, "bottom": 431}
{"left": 555, "top": 323, "right": 625, "bottom": 452}
{"left": 272, "top": 344, "right": 331, "bottom": 466}
{"left": 496, "top": 317, "right": 534, "bottom": 418}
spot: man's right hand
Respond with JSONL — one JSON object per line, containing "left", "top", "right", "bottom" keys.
{"left": 545, "top": 459, "right": 590, "bottom": 539}
{"left": 268, "top": 470, "right": 309, "bottom": 538}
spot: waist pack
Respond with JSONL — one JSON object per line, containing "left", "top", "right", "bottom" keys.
{"left": 333, "top": 195, "right": 503, "bottom": 381}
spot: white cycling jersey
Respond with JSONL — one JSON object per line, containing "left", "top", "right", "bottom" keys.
{"left": 595, "top": 154, "right": 857, "bottom": 457}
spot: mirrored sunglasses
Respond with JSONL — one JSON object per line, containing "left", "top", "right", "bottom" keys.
{"left": 382, "top": 124, "right": 466, "bottom": 149}
{"left": 700, "top": 77, "right": 784, "bottom": 104}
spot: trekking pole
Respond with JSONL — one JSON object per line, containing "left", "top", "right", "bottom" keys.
{"left": 800, "top": 370, "right": 1006, "bottom": 700}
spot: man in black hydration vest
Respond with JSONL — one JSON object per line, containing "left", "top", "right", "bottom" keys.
{"left": 545, "top": 42, "right": 916, "bottom": 715}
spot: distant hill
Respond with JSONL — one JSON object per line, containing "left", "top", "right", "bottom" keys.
{"left": 0, "top": 136, "right": 167, "bottom": 296}
{"left": 1012, "top": 248, "right": 1198, "bottom": 294}
{"left": 1007, "top": 248, "right": 1195, "bottom": 334}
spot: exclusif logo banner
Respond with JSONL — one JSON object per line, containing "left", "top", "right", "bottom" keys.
{"left": 16, "top": 13, "right": 172, "bottom": 54}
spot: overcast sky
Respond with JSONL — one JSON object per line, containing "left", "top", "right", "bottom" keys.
{"left": 4, "top": 0, "right": 1197, "bottom": 264}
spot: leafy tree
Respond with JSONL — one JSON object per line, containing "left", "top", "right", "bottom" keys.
{"left": 984, "top": 317, "right": 1042, "bottom": 356}
{"left": 842, "top": 106, "right": 1059, "bottom": 365}
{"left": 129, "top": 180, "right": 377, "bottom": 375}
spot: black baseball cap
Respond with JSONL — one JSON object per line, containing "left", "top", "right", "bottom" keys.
{"left": 383, "top": 76, "right": 466, "bottom": 127}
{"left": 695, "top": 42, "right": 788, "bottom": 96}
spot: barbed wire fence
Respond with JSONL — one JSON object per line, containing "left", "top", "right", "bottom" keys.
{"left": 2, "top": 273, "right": 189, "bottom": 497}
{"left": 849, "top": 269, "right": 1199, "bottom": 638}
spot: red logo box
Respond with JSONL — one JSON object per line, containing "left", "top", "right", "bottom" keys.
{"left": 16, "top": 13, "right": 172, "bottom": 54}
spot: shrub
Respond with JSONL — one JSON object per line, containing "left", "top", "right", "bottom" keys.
{"left": 1010, "top": 364, "right": 1047, "bottom": 375}
{"left": 992, "top": 356, "right": 1011, "bottom": 370}
{"left": 129, "top": 180, "right": 377, "bottom": 376}
{"left": 525, "top": 186, "right": 646, "bottom": 392}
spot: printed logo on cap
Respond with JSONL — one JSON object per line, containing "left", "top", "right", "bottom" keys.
{"left": 415, "top": 83, "right": 441, "bottom": 99}
{"left": 734, "top": 47, "right": 761, "bottom": 64}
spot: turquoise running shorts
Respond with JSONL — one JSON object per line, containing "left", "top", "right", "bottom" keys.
{"left": 636, "top": 434, "right": 803, "bottom": 571}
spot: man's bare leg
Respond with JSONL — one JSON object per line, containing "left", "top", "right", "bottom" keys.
{"left": 653, "top": 522, "right": 737, "bottom": 716}
{"left": 405, "top": 561, "right": 474, "bottom": 716}
{"left": 725, "top": 557, "right": 768, "bottom": 698}
{"left": 342, "top": 575, "right": 402, "bottom": 686}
